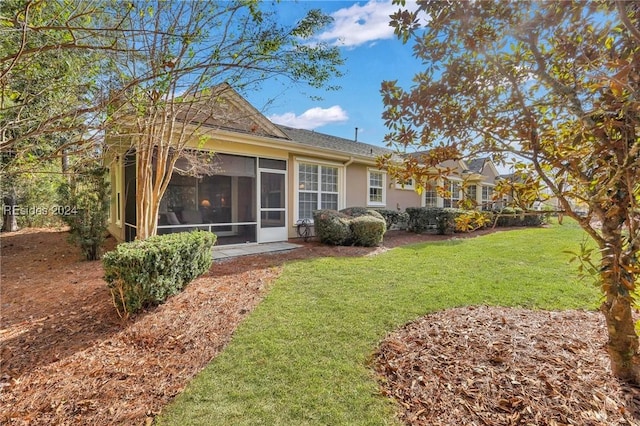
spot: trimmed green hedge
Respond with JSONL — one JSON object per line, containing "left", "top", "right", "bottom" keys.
{"left": 313, "top": 208, "right": 387, "bottom": 247}
{"left": 494, "top": 207, "right": 546, "bottom": 227}
{"left": 374, "top": 209, "right": 409, "bottom": 230}
{"left": 103, "top": 231, "right": 216, "bottom": 318}
{"left": 313, "top": 210, "right": 351, "bottom": 245}
{"left": 339, "top": 206, "right": 384, "bottom": 220}
{"left": 406, "top": 207, "right": 466, "bottom": 235}
{"left": 349, "top": 215, "right": 386, "bottom": 247}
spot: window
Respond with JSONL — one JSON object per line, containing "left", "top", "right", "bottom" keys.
{"left": 443, "top": 181, "right": 461, "bottom": 208}
{"left": 395, "top": 177, "right": 415, "bottom": 190}
{"left": 481, "top": 185, "right": 494, "bottom": 211}
{"left": 466, "top": 184, "right": 477, "bottom": 201}
{"left": 298, "top": 162, "right": 340, "bottom": 220}
{"left": 111, "top": 156, "right": 122, "bottom": 226}
{"left": 368, "top": 170, "right": 386, "bottom": 206}
{"left": 424, "top": 186, "right": 438, "bottom": 207}
{"left": 465, "top": 184, "right": 478, "bottom": 207}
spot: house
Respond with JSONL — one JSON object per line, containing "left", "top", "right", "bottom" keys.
{"left": 106, "top": 86, "right": 501, "bottom": 245}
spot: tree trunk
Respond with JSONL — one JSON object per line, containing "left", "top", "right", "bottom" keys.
{"left": 601, "top": 289, "right": 640, "bottom": 383}
{"left": 600, "top": 221, "right": 640, "bottom": 383}
{"left": 2, "top": 192, "right": 19, "bottom": 232}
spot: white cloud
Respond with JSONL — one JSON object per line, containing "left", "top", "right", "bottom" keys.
{"left": 269, "top": 105, "right": 349, "bottom": 129}
{"left": 316, "top": 0, "right": 398, "bottom": 48}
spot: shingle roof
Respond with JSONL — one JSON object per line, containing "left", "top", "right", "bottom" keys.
{"left": 275, "top": 125, "right": 394, "bottom": 159}
{"left": 466, "top": 158, "right": 488, "bottom": 173}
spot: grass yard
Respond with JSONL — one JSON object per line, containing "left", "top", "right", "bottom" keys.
{"left": 158, "top": 221, "right": 600, "bottom": 425}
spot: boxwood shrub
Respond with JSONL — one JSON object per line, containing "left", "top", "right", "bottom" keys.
{"left": 313, "top": 210, "right": 351, "bottom": 245}
{"left": 339, "top": 207, "right": 384, "bottom": 220}
{"left": 349, "top": 215, "right": 386, "bottom": 247}
{"left": 103, "top": 230, "right": 216, "bottom": 318}
{"left": 405, "top": 207, "right": 465, "bottom": 235}
{"left": 405, "top": 207, "right": 439, "bottom": 234}
{"left": 374, "top": 209, "right": 409, "bottom": 230}
{"left": 313, "top": 208, "right": 387, "bottom": 246}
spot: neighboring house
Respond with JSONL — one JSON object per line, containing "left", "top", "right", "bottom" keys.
{"left": 106, "top": 86, "right": 501, "bottom": 245}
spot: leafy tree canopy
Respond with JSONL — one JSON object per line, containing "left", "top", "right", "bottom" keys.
{"left": 381, "top": 0, "right": 640, "bottom": 383}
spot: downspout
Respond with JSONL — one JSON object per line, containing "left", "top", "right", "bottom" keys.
{"left": 341, "top": 156, "right": 355, "bottom": 209}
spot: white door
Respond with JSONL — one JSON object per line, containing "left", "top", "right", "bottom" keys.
{"left": 258, "top": 169, "right": 287, "bottom": 243}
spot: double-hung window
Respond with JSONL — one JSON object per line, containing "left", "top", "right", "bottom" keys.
{"left": 298, "top": 162, "right": 339, "bottom": 220}
{"left": 443, "top": 181, "right": 461, "bottom": 208}
{"left": 395, "top": 177, "right": 415, "bottom": 190}
{"left": 465, "top": 184, "right": 478, "bottom": 206}
{"left": 481, "top": 185, "right": 494, "bottom": 211}
{"left": 367, "top": 169, "right": 386, "bottom": 207}
{"left": 424, "top": 184, "right": 438, "bottom": 207}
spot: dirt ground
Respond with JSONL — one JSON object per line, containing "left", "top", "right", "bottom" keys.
{"left": 0, "top": 227, "right": 636, "bottom": 425}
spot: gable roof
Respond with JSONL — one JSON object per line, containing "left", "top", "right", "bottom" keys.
{"left": 178, "top": 84, "right": 289, "bottom": 139}
{"left": 466, "top": 158, "right": 488, "bottom": 173}
{"left": 275, "top": 125, "right": 394, "bottom": 159}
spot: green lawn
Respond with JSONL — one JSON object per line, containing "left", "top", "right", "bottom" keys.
{"left": 158, "top": 221, "right": 600, "bottom": 425}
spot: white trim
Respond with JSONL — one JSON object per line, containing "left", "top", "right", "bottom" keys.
{"left": 367, "top": 168, "right": 386, "bottom": 207}
{"left": 394, "top": 177, "right": 415, "bottom": 191}
{"left": 294, "top": 156, "right": 345, "bottom": 167}
{"left": 293, "top": 157, "right": 345, "bottom": 222}
{"left": 114, "top": 155, "right": 122, "bottom": 227}
{"left": 258, "top": 163, "right": 288, "bottom": 243}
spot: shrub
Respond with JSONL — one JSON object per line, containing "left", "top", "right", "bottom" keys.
{"left": 523, "top": 212, "right": 545, "bottom": 226}
{"left": 495, "top": 207, "right": 517, "bottom": 227}
{"left": 349, "top": 215, "right": 386, "bottom": 247}
{"left": 374, "top": 209, "right": 409, "bottom": 230}
{"left": 405, "top": 207, "right": 465, "bottom": 235}
{"left": 405, "top": 207, "right": 439, "bottom": 234}
{"left": 103, "top": 231, "right": 216, "bottom": 318}
{"left": 339, "top": 207, "right": 384, "bottom": 221}
{"left": 313, "top": 210, "right": 351, "bottom": 245}
{"left": 58, "top": 163, "right": 110, "bottom": 260}
{"left": 454, "top": 209, "right": 492, "bottom": 232}
{"left": 314, "top": 208, "right": 387, "bottom": 246}
{"left": 438, "top": 208, "right": 465, "bottom": 234}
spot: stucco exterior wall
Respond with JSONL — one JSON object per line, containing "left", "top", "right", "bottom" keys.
{"left": 388, "top": 185, "right": 422, "bottom": 211}
{"left": 345, "top": 164, "right": 368, "bottom": 207}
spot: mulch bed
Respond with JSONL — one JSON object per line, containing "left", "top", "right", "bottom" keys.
{"left": 373, "top": 306, "right": 640, "bottom": 426}
{"left": 1, "top": 227, "right": 639, "bottom": 425}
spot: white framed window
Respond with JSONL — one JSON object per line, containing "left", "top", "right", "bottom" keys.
{"left": 395, "top": 177, "right": 415, "bottom": 190}
{"left": 465, "top": 184, "right": 478, "bottom": 207}
{"left": 367, "top": 169, "right": 386, "bottom": 206}
{"left": 297, "top": 161, "right": 341, "bottom": 220}
{"left": 481, "top": 185, "right": 494, "bottom": 211}
{"left": 443, "top": 180, "right": 461, "bottom": 208}
{"left": 424, "top": 186, "right": 438, "bottom": 207}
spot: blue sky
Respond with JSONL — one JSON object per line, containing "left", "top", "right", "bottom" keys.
{"left": 244, "top": 0, "right": 424, "bottom": 150}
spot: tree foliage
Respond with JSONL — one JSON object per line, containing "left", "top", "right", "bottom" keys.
{"left": 381, "top": 0, "right": 640, "bottom": 383}
{"left": 0, "top": 0, "right": 109, "bottom": 231}
{"left": 104, "top": 0, "right": 343, "bottom": 239}
{"left": 0, "top": 0, "right": 125, "bottom": 152}
{"left": 58, "top": 162, "right": 109, "bottom": 261}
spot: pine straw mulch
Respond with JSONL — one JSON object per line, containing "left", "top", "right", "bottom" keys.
{"left": 0, "top": 227, "right": 494, "bottom": 425}
{"left": 3, "top": 227, "right": 640, "bottom": 425}
{"left": 373, "top": 305, "right": 640, "bottom": 426}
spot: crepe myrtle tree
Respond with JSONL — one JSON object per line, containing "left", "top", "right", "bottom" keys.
{"left": 379, "top": 0, "right": 640, "bottom": 382}
{"left": 105, "top": 0, "right": 343, "bottom": 240}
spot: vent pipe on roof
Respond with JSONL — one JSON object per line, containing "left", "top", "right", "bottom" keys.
{"left": 354, "top": 127, "right": 359, "bottom": 142}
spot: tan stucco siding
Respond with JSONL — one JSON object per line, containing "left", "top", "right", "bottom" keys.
{"left": 387, "top": 186, "right": 422, "bottom": 211}
{"left": 345, "top": 164, "right": 368, "bottom": 207}
{"left": 345, "top": 163, "right": 422, "bottom": 211}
